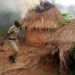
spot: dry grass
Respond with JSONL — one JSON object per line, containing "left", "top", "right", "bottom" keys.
{"left": 21, "top": 7, "right": 64, "bottom": 30}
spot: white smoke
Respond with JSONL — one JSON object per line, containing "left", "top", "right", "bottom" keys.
{"left": 21, "top": 0, "right": 40, "bottom": 19}
{"left": 20, "top": 0, "right": 56, "bottom": 19}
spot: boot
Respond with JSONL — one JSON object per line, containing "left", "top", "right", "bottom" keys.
{"left": 9, "top": 51, "right": 17, "bottom": 63}
{"left": 9, "top": 55, "right": 15, "bottom": 63}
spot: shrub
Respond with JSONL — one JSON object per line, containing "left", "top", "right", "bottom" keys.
{"left": 57, "top": 13, "right": 72, "bottom": 27}
{"left": 52, "top": 69, "right": 64, "bottom": 75}
{"left": 0, "top": 28, "right": 8, "bottom": 37}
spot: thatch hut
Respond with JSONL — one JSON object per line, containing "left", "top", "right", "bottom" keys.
{"left": 21, "top": 1, "right": 64, "bottom": 47}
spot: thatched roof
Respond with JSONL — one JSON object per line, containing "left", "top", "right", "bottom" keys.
{"left": 21, "top": 2, "right": 64, "bottom": 30}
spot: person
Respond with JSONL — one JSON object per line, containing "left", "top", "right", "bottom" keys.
{"left": 0, "top": 21, "right": 21, "bottom": 63}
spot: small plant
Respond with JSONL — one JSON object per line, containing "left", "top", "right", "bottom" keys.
{"left": 50, "top": 13, "right": 72, "bottom": 34}
{"left": 50, "top": 28, "right": 57, "bottom": 34}
{"left": 69, "top": 42, "right": 75, "bottom": 75}
{"left": 70, "top": 42, "right": 75, "bottom": 58}
{"left": 52, "top": 69, "right": 64, "bottom": 75}
{"left": 70, "top": 71, "right": 75, "bottom": 75}
{"left": 70, "top": 42, "right": 75, "bottom": 50}
{"left": 41, "top": 72, "right": 47, "bottom": 75}
{"left": 57, "top": 13, "right": 72, "bottom": 27}
{"left": 0, "top": 28, "right": 8, "bottom": 37}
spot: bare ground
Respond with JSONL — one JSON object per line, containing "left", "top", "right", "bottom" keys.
{"left": 0, "top": 41, "right": 62, "bottom": 75}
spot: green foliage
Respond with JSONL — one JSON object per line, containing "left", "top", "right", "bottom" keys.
{"left": 70, "top": 42, "right": 75, "bottom": 58}
{"left": 57, "top": 13, "right": 72, "bottom": 27}
{"left": 50, "top": 28, "right": 57, "bottom": 34}
{"left": 52, "top": 69, "right": 64, "bottom": 75}
{"left": 62, "top": 13, "right": 72, "bottom": 18}
{"left": 70, "top": 71, "right": 75, "bottom": 75}
{"left": 70, "top": 42, "right": 75, "bottom": 50}
{"left": 69, "top": 42, "right": 75, "bottom": 75}
{"left": 0, "top": 28, "right": 8, "bottom": 37}
{"left": 41, "top": 72, "right": 47, "bottom": 75}
{"left": 0, "top": 11, "right": 21, "bottom": 29}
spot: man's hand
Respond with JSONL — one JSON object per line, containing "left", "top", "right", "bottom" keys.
{"left": 0, "top": 40, "right": 4, "bottom": 46}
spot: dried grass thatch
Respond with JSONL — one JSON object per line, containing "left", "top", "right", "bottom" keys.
{"left": 47, "top": 19, "right": 75, "bottom": 70}
{"left": 20, "top": 3, "right": 64, "bottom": 47}
{"left": 21, "top": 6, "right": 64, "bottom": 30}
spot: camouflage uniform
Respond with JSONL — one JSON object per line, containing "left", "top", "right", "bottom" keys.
{"left": 8, "top": 25, "right": 19, "bottom": 52}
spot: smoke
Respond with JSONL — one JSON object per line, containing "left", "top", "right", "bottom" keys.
{"left": 0, "top": 0, "right": 55, "bottom": 28}
{"left": 0, "top": 0, "right": 43, "bottom": 29}
{"left": 56, "top": 4, "right": 75, "bottom": 18}
{"left": 0, "top": 0, "right": 75, "bottom": 29}
{"left": 0, "top": 0, "right": 41, "bottom": 29}
{"left": 0, "top": 0, "right": 22, "bottom": 29}
{"left": 21, "top": 0, "right": 40, "bottom": 19}
{"left": 20, "top": 0, "right": 56, "bottom": 19}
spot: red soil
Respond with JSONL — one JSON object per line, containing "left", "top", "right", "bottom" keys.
{"left": 0, "top": 41, "right": 60, "bottom": 75}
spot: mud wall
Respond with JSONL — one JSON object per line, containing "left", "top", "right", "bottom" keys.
{"left": 25, "top": 30, "right": 50, "bottom": 47}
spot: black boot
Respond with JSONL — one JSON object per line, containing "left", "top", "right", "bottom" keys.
{"left": 9, "top": 55, "right": 15, "bottom": 63}
{"left": 9, "top": 51, "right": 17, "bottom": 63}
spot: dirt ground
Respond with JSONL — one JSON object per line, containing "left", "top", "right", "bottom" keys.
{"left": 0, "top": 40, "right": 68, "bottom": 75}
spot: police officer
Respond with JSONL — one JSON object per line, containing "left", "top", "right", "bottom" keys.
{"left": 1, "top": 21, "right": 21, "bottom": 63}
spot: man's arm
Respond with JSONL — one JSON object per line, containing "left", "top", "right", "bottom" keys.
{"left": 3, "top": 33, "right": 10, "bottom": 41}
{"left": 0, "top": 33, "right": 10, "bottom": 46}
{"left": 0, "top": 26, "right": 13, "bottom": 46}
